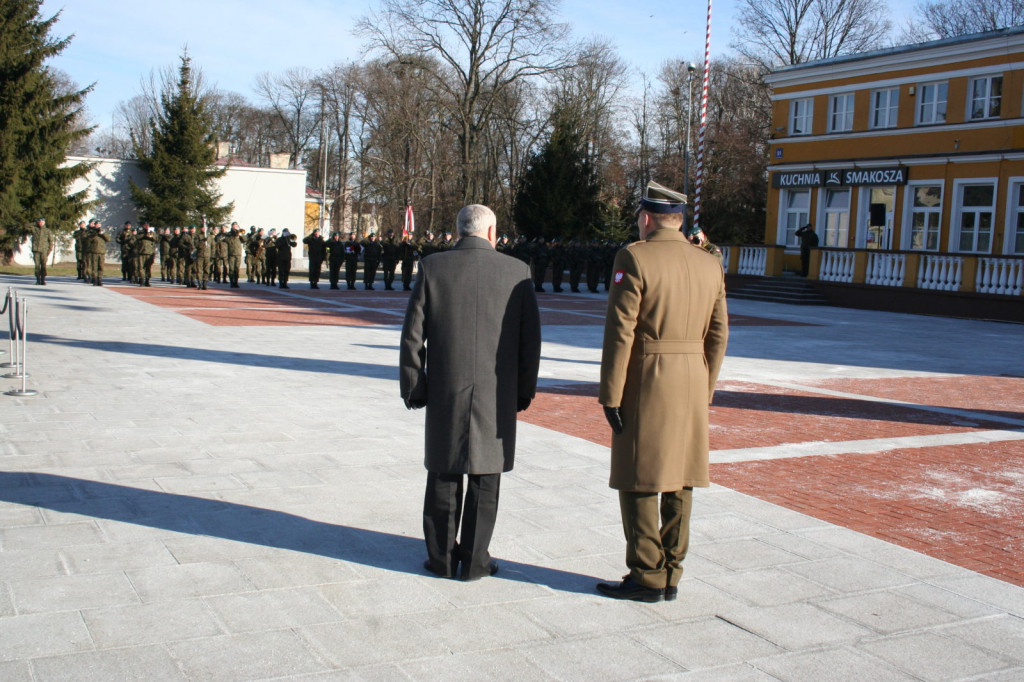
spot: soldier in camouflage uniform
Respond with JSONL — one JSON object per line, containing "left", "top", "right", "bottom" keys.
{"left": 86, "top": 223, "right": 110, "bottom": 286}
{"left": 72, "top": 220, "right": 88, "bottom": 280}
{"left": 136, "top": 224, "right": 158, "bottom": 286}
{"left": 179, "top": 226, "right": 196, "bottom": 287}
{"left": 264, "top": 230, "right": 279, "bottom": 286}
{"left": 194, "top": 225, "right": 212, "bottom": 290}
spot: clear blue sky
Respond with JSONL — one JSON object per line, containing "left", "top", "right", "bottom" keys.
{"left": 40, "top": 0, "right": 912, "bottom": 131}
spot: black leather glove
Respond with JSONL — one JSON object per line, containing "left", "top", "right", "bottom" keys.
{"left": 404, "top": 398, "right": 426, "bottom": 410}
{"left": 517, "top": 396, "right": 532, "bottom": 412}
{"left": 603, "top": 406, "right": 624, "bottom": 435}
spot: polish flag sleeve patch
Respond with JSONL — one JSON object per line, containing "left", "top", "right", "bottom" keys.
{"left": 613, "top": 270, "right": 625, "bottom": 284}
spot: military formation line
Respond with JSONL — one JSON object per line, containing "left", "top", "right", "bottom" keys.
{"left": 42, "top": 219, "right": 635, "bottom": 294}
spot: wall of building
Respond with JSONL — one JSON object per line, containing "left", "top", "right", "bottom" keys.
{"left": 14, "top": 157, "right": 307, "bottom": 266}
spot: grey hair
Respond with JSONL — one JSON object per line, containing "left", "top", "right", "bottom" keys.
{"left": 456, "top": 204, "right": 495, "bottom": 237}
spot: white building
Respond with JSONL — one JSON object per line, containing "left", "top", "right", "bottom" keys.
{"left": 14, "top": 155, "right": 307, "bottom": 266}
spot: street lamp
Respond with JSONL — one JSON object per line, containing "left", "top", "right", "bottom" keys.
{"left": 683, "top": 62, "right": 697, "bottom": 233}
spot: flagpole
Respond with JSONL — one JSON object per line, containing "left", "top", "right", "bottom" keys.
{"left": 693, "top": 0, "right": 712, "bottom": 232}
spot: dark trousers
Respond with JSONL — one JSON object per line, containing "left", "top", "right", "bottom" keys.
{"left": 363, "top": 259, "right": 379, "bottom": 288}
{"left": 619, "top": 488, "right": 692, "bottom": 589}
{"left": 551, "top": 265, "right": 564, "bottom": 292}
{"left": 278, "top": 258, "right": 291, "bottom": 287}
{"left": 382, "top": 260, "right": 397, "bottom": 289}
{"left": 345, "top": 258, "right": 358, "bottom": 288}
{"left": 308, "top": 258, "right": 323, "bottom": 285}
{"left": 401, "top": 260, "right": 415, "bottom": 289}
{"left": 328, "top": 261, "right": 342, "bottom": 288}
{"left": 800, "top": 247, "right": 811, "bottom": 277}
{"left": 423, "top": 472, "right": 500, "bottom": 579}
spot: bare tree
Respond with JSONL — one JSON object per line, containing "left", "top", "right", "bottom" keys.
{"left": 254, "top": 67, "right": 322, "bottom": 169}
{"left": 902, "top": 0, "right": 1024, "bottom": 41}
{"left": 733, "top": 0, "right": 892, "bottom": 67}
{"left": 358, "top": 0, "right": 574, "bottom": 203}
{"left": 547, "top": 38, "right": 628, "bottom": 171}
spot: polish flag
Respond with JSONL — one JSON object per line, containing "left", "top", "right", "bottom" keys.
{"left": 403, "top": 205, "right": 415, "bottom": 238}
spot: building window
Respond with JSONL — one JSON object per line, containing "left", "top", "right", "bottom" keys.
{"left": 969, "top": 75, "right": 1002, "bottom": 120}
{"left": 870, "top": 88, "right": 898, "bottom": 129}
{"left": 917, "top": 82, "right": 948, "bottom": 125}
{"left": 823, "top": 188, "right": 850, "bottom": 247}
{"left": 790, "top": 98, "right": 813, "bottom": 135}
{"left": 829, "top": 93, "right": 854, "bottom": 132}
{"left": 954, "top": 183, "right": 995, "bottom": 253}
{"left": 908, "top": 185, "right": 942, "bottom": 251}
{"left": 783, "top": 189, "right": 811, "bottom": 246}
{"left": 1009, "top": 183, "right": 1024, "bottom": 254}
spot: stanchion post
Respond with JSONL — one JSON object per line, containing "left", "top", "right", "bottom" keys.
{"left": 1, "top": 289, "right": 14, "bottom": 366}
{"left": 5, "top": 298, "right": 37, "bottom": 397}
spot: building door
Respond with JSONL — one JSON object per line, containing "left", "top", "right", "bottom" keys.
{"left": 861, "top": 186, "right": 894, "bottom": 250}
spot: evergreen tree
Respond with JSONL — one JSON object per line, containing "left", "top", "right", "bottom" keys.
{"left": 130, "top": 53, "right": 232, "bottom": 226}
{"left": 0, "top": 0, "right": 93, "bottom": 261}
{"left": 513, "top": 116, "right": 600, "bottom": 240}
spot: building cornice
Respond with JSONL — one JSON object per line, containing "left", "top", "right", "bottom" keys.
{"left": 766, "top": 28, "right": 1024, "bottom": 90}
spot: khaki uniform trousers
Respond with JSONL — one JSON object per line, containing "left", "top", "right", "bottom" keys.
{"left": 619, "top": 487, "right": 693, "bottom": 589}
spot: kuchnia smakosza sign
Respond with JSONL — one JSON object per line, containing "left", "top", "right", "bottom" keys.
{"left": 772, "top": 166, "right": 908, "bottom": 188}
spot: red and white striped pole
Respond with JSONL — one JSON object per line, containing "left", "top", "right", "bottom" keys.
{"left": 693, "top": 0, "right": 712, "bottom": 232}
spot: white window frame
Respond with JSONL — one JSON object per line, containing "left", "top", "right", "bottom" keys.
{"left": 828, "top": 93, "right": 855, "bottom": 133}
{"left": 949, "top": 178, "right": 996, "bottom": 254}
{"left": 1003, "top": 176, "right": 1024, "bottom": 255}
{"left": 779, "top": 188, "right": 812, "bottom": 247}
{"left": 917, "top": 81, "right": 948, "bottom": 125}
{"left": 968, "top": 74, "right": 1003, "bottom": 121}
{"left": 789, "top": 98, "right": 813, "bottom": 136}
{"left": 901, "top": 181, "right": 944, "bottom": 251}
{"left": 870, "top": 88, "right": 899, "bottom": 129}
{"left": 818, "top": 187, "right": 851, "bottom": 248}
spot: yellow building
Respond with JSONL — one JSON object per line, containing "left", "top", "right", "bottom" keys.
{"left": 753, "top": 27, "right": 1024, "bottom": 318}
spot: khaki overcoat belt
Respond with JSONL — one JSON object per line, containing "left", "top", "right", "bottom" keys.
{"left": 639, "top": 340, "right": 704, "bottom": 355}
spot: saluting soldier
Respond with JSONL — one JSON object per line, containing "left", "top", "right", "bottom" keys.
{"left": 398, "top": 232, "right": 419, "bottom": 291}
{"left": 264, "top": 229, "right": 279, "bottom": 286}
{"left": 72, "top": 220, "right": 88, "bottom": 280}
{"left": 224, "top": 226, "right": 246, "bottom": 288}
{"left": 136, "top": 224, "right": 158, "bottom": 286}
{"left": 361, "top": 232, "right": 383, "bottom": 290}
{"left": 417, "top": 231, "right": 437, "bottom": 259}
{"left": 276, "top": 229, "right": 297, "bottom": 288}
{"left": 86, "top": 222, "right": 110, "bottom": 286}
{"left": 380, "top": 229, "right": 400, "bottom": 290}
{"left": 304, "top": 228, "right": 326, "bottom": 289}
{"left": 325, "top": 232, "right": 345, "bottom": 289}
{"left": 29, "top": 218, "right": 54, "bottom": 285}
{"left": 193, "top": 225, "right": 213, "bottom": 290}
{"left": 343, "top": 232, "right": 361, "bottom": 290}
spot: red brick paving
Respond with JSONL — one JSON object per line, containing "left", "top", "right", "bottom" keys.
{"left": 806, "top": 376, "right": 1024, "bottom": 418}
{"left": 109, "top": 286, "right": 1024, "bottom": 586}
{"left": 711, "top": 441, "right": 1024, "bottom": 587}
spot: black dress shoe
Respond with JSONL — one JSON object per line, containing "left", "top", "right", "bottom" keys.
{"left": 664, "top": 586, "right": 678, "bottom": 601}
{"left": 460, "top": 560, "right": 499, "bottom": 581}
{"left": 596, "top": 576, "right": 665, "bottom": 603}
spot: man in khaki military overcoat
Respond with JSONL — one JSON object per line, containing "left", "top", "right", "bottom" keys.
{"left": 597, "top": 181, "right": 729, "bottom": 603}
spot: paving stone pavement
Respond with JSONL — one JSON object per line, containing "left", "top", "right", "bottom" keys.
{"left": 2, "top": 272, "right": 1024, "bottom": 681}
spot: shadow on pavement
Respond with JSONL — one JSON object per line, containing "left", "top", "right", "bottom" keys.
{"left": 30, "top": 334, "right": 397, "bottom": 380}
{"left": 0, "top": 472, "right": 598, "bottom": 595}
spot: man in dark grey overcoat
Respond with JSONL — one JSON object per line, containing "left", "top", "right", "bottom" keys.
{"left": 400, "top": 204, "right": 542, "bottom": 581}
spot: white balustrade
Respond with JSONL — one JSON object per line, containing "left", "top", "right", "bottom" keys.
{"left": 719, "top": 245, "right": 730, "bottom": 272}
{"left": 737, "top": 246, "right": 767, "bottom": 275}
{"left": 976, "top": 258, "right": 1024, "bottom": 296}
{"left": 865, "top": 252, "right": 906, "bottom": 287}
{"left": 917, "top": 255, "right": 963, "bottom": 291}
{"left": 819, "top": 250, "right": 856, "bottom": 283}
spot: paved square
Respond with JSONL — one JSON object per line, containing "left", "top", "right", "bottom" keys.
{"left": 2, "top": 273, "right": 1023, "bottom": 680}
